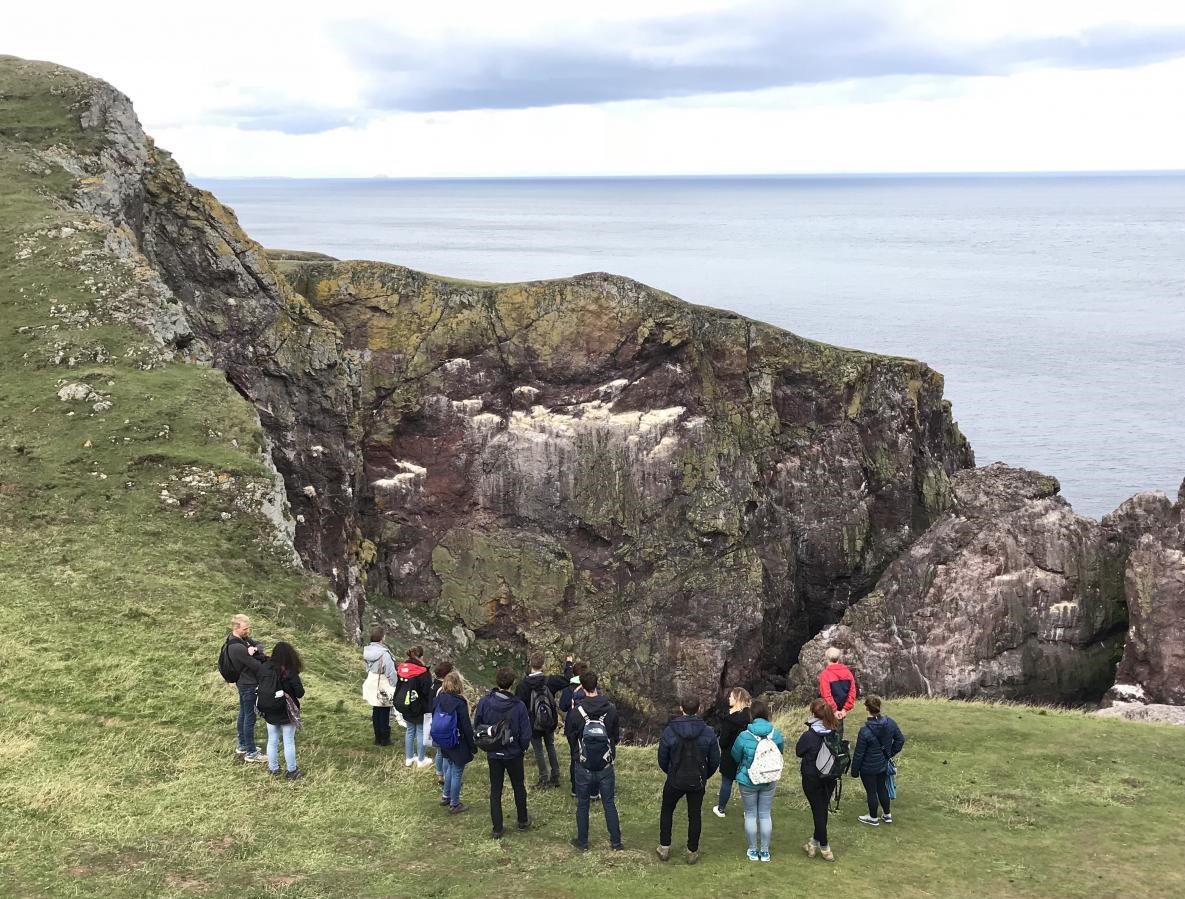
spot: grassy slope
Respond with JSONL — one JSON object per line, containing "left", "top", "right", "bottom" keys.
{"left": 1, "top": 58, "right": 1183, "bottom": 899}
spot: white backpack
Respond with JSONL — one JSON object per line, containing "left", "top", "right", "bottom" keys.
{"left": 747, "top": 733, "right": 784, "bottom": 784}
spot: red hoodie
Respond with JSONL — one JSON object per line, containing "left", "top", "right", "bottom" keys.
{"left": 819, "top": 662, "right": 857, "bottom": 713}
{"left": 395, "top": 659, "right": 432, "bottom": 718}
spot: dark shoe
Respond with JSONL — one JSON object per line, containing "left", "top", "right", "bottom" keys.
{"left": 448, "top": 803, "right": 467, "bottom": 814}
{"left": 517, "top": 818, "right": 533, "bottom": 831}
{"left": 610, "top": 843, "right": 624, "bottom": 851}
{"left": 549, "top": 777, "right": 561, "bottom": 788}
{"left": 437, "top": 775, "right": 445, "bottom": 786}
{"left": 269, "top": 768, "right": 283, "bottom": 778}
{"left": 533, "top": 779, "right": 548, "bottom": 789}
{"left": 492, "top": 829, "right": 504, "bottom": 839}
{"left": 439, "top": 796, "right": 450, "bottom": 806}
{"left": 285, "top": 768, "right": 305, "bottom": 781}
{"left": 570, "top": 839, "right": 588, "bottom": 852}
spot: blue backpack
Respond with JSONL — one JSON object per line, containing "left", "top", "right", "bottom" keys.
{"left": 430, "top": 705, "right": 460, "bottom": 749}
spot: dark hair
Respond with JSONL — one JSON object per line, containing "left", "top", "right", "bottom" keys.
{"left": 681, "top": 697, "right": 701, "bottom": 716}
{"left": 572, "top": 661, "right": 588, "bottom": 677}
{"left": 369, "top": 624, "right": 385, "bottom": 643}
{"left": 495, "top": 667, "right": 516, "bottom": 690}
{"left": 579, "top": 671, "right": 598, "bottom": 693}
{"left": 528, "top": 650, "right": 545, "bottom": 670}
{"left": 750, "top": 699, "right": 770, "bottom": 721}
{"left": 865, "top": 695, "right": 883, "bottom": 716}
{"left": 810, "top": 698, "right": 839, "bottom": 731}
{"left": 270, "top": 641, "right": 303, "bottom": 674}
{"left": 407, "top": 645, "right": 424, "bottom": 660}
{"left": 434, "top": 660, "right": 454, "bottom": 679}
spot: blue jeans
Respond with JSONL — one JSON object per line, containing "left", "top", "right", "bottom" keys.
{"left": 740, "top": 785, "right": 776, "bottom": 853}
{"left": 236, "top": 684, "right": 258, "bottom": 754}
{"left": 442, "top": 757, "right": 466, "bottom": 807}
{"left": 575, "top": 765, "right": 621, "bottom": 847}
{"left": 717, "top": 774, "right": 735, "bottom": 812}
{"left": 436, "top": 751, "right": 446, "bottom": 776}
{"left": 266, "top": 722, "right": 297, "bottom": 772}
{"left": 404, "top": 715, "right": 426, "bottom": 762}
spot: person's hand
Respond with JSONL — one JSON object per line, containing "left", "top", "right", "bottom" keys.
{"left": 836, "top": 709, "right": 847, "bottom": 720}
{"left": 566, "top": 655, "right": 574, "bottom": 662}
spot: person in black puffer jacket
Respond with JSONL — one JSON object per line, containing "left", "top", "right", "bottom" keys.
{"left": 850, "top": 695, "right": 906, "bottom": 826}
{"left": 395, "top": 645, "right": 434, "bottom": 768}
{"left": 712, "top": 687, "right": 752, "bottom": 818}
{"left": 656, "top": 697, "right": 721, "bottom": 864}
{"left": 259, "top": 641, "right": 306, "bottom": 781}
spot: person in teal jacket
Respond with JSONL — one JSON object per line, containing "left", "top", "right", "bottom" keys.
{"left": 730, "top": 700, "right": 785, "bottom": 862}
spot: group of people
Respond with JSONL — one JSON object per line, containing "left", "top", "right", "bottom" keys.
{"left": 222, "top": 616, "right": 907, "bottom": 863}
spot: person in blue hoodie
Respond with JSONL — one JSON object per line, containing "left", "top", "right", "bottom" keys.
{"left": 731, "top": 699, "right": 785, "bottom": 862}
{"left": 430, "top": 670, "right": 476, "bottom": 813}
{"left": 850, "top": 695, "right": 906, "bottom": 826}
{"left": 656, "top": 697, "right": 721, "bottom": 865}
{"left": 474, "top": 667, "right": 534, "bottom": 838}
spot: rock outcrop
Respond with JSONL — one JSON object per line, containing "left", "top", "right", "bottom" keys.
{"left": 789, "top": 464, "right": 1129, "bottom": 703}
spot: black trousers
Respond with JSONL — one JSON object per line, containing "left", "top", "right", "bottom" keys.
{"left": 801, "top": 776, "right": 836, "bottom": 846}
{"left": 861, "top": 771, "right": 891, "bottom": 817}
{"left": 488, "top": 755, "right": 529, "bottom": 832}
{"left": 659, "top": 783, "right": 705, "bottom": 852}
{"left": 371, "top": 706, "right": 391, "bottom": 745}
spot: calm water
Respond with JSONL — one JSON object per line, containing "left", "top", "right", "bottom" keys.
{"left": 197, "top": 174, "right": 1185, "bottom": 519}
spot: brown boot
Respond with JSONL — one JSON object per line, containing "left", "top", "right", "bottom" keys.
{"left": 656, "top": 845, "right": 670, "bottom": 862}
{"left": 686, "top": 850, "right": 699, "bottom": 865}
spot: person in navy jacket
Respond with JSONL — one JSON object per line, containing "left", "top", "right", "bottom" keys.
{"left": 474, "top": 667, "right": 534, "bottom": 837}
{"left": 850, "top": 695, "right": 905, "bottom": 826}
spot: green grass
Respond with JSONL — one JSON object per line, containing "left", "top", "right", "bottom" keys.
{"left": 1, "top": 55, "right": 1183, "bottom": 899}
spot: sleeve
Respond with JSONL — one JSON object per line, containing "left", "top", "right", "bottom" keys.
{"left": 730, "top": 734, "right": 745, "bottom": 765}
{"left": 383, "top": 650, "right": 397, "bottom": 685}
{"left": 562, "top": 660, "right": 574, "bottom": 680}
{"left": 773, "top": 730, "right": 785, "bottom": 754}
{"left": 515, "top": 703, "right": 533, "bottom": 748}
{"left": 843, "top": 673, "right": 857, "bottom": 712}
{"left": 704, "top": 731, "right": 721, "bottom": 777}
{"left": 473, "top": 696, "right": 487, "bottom": 727}
{"left": 559, "top": 687, "right": 573, "bottom": 714}
{"left": 795, "top": 730, "right": 815, "bottom": 759}
{"left": 891, "top": 721, "right": 905, "bottom": 757}
{"left": 851, "top": 730, "right": 866, "bottom": 776}
{"left": 515, "top": 681, "right": 529, "bottom": 703}
{"left": 818, "top": 669, "right": 836, "bottom": 710}
{"left": 547, "top": 674, "right": 568, "bottom": 693}
{"left": 657, "top": 728, "right": 671, "bottom": 773}
{"left": 288, "top": 672, "right": 306, "bottom": 700}
{"left": 229, "top": 642, "right": 263, "bottom": 675}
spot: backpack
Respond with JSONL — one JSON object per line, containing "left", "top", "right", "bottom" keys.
{"left": 475, "top": 718, "right": 514, "bottom": 753}
{"left": 529, "top": 684, "right": 557, "bottom": 735}
{"left": 394, "top": 677, "right": 419, "bottom": 713}
{"left": 255, "top": 663, "right": 287, "bottom": 714}
{"left": 430, "top": 704, "right": 460, "bottom": 750}
{"left": 218, "top": 636, "right": 240, "bottom": 683}
{"left": 577, "top": 705, "right": 613, "bottom": 772}
{"left": 747, "top": 733, "right": 784, "bottom": 785}
{"left": 669, "top": 732, "right": 707, "bottom": 791}
{"left": 815, "top": 730, "right": 851, "bottom": 780}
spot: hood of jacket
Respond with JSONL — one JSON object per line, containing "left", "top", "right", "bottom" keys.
{"left": 482, "top": 689, "right": 521, "bottom": 717}
{"left": 575, "top": 693, "right": 614, "bottom": 720}
{"left": 807, "top": 716, "right": 833, "bottom": 735}
{"left": 523, "top": 672, "right": 548, "bottom": 688}
{"left": 746, "top": 717, "right": 774, "bottom": 738}
{"left": 434, "top": 691, "right": 467, "bottom": 715}
{"left": 667, "top": 714, "right": 710, "bottom": 740}
{"left": 397, "top": 659, "right": 428, "bottom": 679}
{"left": 363, "top": 643, "right": 392, "bottom": 664}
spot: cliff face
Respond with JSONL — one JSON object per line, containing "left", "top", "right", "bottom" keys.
{"left": 5, "top": 57, "right": 979, "bottom": 717}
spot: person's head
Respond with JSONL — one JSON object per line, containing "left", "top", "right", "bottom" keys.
{"left": 434, "top": 661, "right": 454, "bottom": 680}
{"left": 680, "top": 697, "right": 701, "bottom": 716}
{"left": 728, "top": 687, "right": 752, "bottom": 713}
{"left": 442, "top": 671, "right": 464, "bottom": 694}
{"left": 810, "top": 697, "right": 839, "bottom": 731}
{"left": 495, "top": 667, "right": 516, "bottom": 691}
{"left": 270, "top": 641, "right": 303, "bottom": 674}
{"left": 407, "top": 645, "right": 424, "bottom": 661}
{"left": 750, "top": 699, "right": 771, "bottom": 722}
{"left": 865, "top": 695, "right": 883, "bottom": 717}
{"left": 825, "top": 647, "right": 842, "bottom": 665}
{"left": 528, "top": 650, "right": 545, "bottom": 673}
{"left": 369, "top": 623, "right": 385, "bottom": 643}
{"left": 579, "top": 671, "right": 598, "bottom": 694}
{"left": 572, "top": 661, "right": 588, "bottom": 678}
{"left": 231, "top": 614, "right": 251, "bottom": 637}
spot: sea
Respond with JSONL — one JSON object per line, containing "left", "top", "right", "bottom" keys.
{"left": 196, "top": 174, "right": 1185, "bottom": 520}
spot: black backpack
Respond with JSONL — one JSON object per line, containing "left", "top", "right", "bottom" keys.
{"left": 577, "top": 706, "right": 613, "bottom": 771}
{"left": 256, "top": 662, "right": 286, "bottom": 714}
{"left": 218, "top": 636, "right": 240, "bottom": 683}
{"left": 669, "top": 732, "right": 707, "bottom": 791}
{"left": 529, "top": 684, "right": 557, "bottom": 735}
{"left": 475, "top": 718, "right": 514, "bottom": 753}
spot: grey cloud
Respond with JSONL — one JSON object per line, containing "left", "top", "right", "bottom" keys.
{"left": 217, "top": 105, "right": 359, "bottom": 135}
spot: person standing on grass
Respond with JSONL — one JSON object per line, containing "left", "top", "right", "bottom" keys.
{"left": 516, "top": 651, "right": 572, "bottom": 789}
{"left": 797, "top": 698, "right": 841, "bottom": 862}
{"left": 851, "top": 695, "right": 905, "bottom": 826}
{"left": 221, "top": 613, "right": 269, "bottom": 763}
{"left": 474, "top": 667, "right": 534, "bottom": 838}
{"left": 430, "top": 660, "right": 455, "bottom": 787}
{"left": 818, "top": 646, "right": 857, "bottom": 736}
{"left": 362, "top": 624, "right": 398, "bottom": 747}
{"left": 395, "top": 645, "right": 433, "bottom": 768}
{"left": 259, "top": 641, "right": 306, "bottom": 781}
{"left": 656, "top": 697, "right": 720, "bottom": 865}
{"left": 712, "top": 687, "right": 752, "bottom": 818}
{"left": 731, "top": 699, "right": 784, "bottom": 863}
{"left": 565, "top": 671, "right": 624, "bottom": 851}
{"left": 431, "top": 670, "right": 476, "bottom": 814}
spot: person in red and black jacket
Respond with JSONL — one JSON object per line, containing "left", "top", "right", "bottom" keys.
{"left": 817, "top": 647, "right": 858, "bottom": 736}
{"left": 395, "top": 645, "right": 434, "bottom": 768}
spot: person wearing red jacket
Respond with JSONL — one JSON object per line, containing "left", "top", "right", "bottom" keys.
{"left": 395, "top": 646, "right": 434, "bottom": 768}
{"left": 817, "top": 647, "right": 857, "bottom": 736}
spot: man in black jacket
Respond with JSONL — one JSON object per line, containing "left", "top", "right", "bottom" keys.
{"left": 515, "top": 651, "right": 572, "bottom": 789}
{"left": 474, "top": 668, "right": 534, "bottom": 838}
{"left": 655, "top": 698, "right": 720, "bottom": 864}
{"left": 224, "top": 614, "right": 268, "bottom": 763}
{"left": 564, "top": 672, "right": 623, "bottom": 850}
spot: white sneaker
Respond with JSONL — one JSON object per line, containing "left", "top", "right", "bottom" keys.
{"left": 416, "top": 758, "right": 434, "bottom": 768}
{"left": 244, "top": 752, "right": 268, "bottom": 764}
{"left": 858, "top": 814, "right": 880, "bottom": 826}
{"left": 405, "top": 758, "right": 415, "bottom": 768}
{"left": 882, "top": 814, "right": 893, "bottom": 824}
{"left": 711, "top": 806, "right": 726, "bottom": 818}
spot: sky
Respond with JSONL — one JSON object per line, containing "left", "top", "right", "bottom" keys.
{"left": 6, "top": 0, "right": 1185, "bottom": 177}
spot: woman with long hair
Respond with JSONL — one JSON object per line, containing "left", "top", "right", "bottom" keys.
{"left": 712, "top": 687, "right": 752, "bottom": 818}
{"left": 796, "top": 697, "right": 840, "bottom": 860}
{"left": 430, "top": 660, "right": 455, "bottom": 786}
{"left": 430, "top": 670, "right": 476, "bottom": 813}
{"left": 730, "top": 699, "right": 784, "bottom": 862}
{"left": 262, "top": 641, "right": 305, "bottom": 781}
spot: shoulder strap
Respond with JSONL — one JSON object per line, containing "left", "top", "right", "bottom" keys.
{"left": 577, "top": 704, "right": 590, "bottom": 723}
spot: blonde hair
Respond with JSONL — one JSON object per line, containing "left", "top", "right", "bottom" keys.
{"left": 728, "top": 687, "right": 752, "bottom": 709}
{"left": 442, "top": 671, "right": 464, "bottom": 694}
{"left": 231, "top": 614, "right": 251, "bottom": 631}
{"left": 825, "top": 647, "right": 842, "bottom": 663}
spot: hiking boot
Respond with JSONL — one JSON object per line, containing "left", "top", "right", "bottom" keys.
{"left": 747, "top": 849, "right": 760, "bottom": 862}
{"left": 244, "top": 752, "right": 267, "bottom": 764}
{"left": 517, "top": 818, "right": 533, "bottom": 831}
{"left": 656, "top": 845, "right": 671, "bottom": 862}
{"left": 533, "top": 779, "right": 549, "bottom": 789}
{"left": 448, "top": 803, "right": 467, "bottom": 814}
{"left": 492, "top": 829, "right": 504, "bottom": 839}
{"left": 687, "top": 850, "right": 699, "bottom": 865}
{"left": 759, "top": 850, "right": 771, "bottom": 863}
{"left": 285, "top": 769, "right": 305, "bottom": 781}
{"left": 549, "top": 777, "right": 561, "bottom": 788}
{"left": 570, "top": 838, "right": 588, "bottom": 852}
{"left": 858, "top": 815, "right": 880, "bottom": 826}
{"left": 269, "top": 768, "right": 283, "bottom": 778}
{"left": 819, "top": 845, "right": 835, "bottom": 862}
{"left": 711, "top": 805, "right": 726, "bottom": 818}
{"left": 882, "top": 813, "right": 893, "bottom": 824}
{"left": 803, "top": 840, "right": 817, "bottom": 859}
{"left": 609, "top": 843, "right": 624, "bottom": 851}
